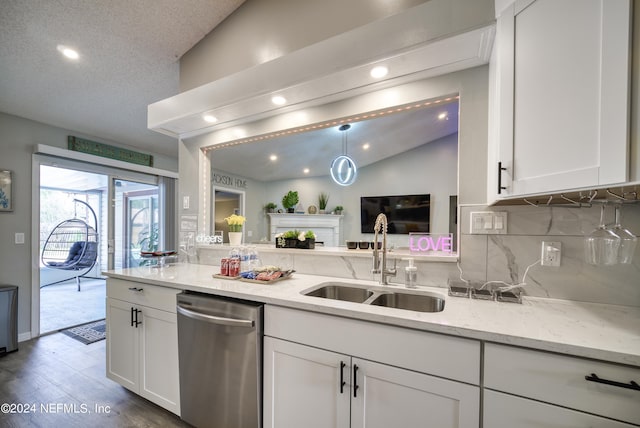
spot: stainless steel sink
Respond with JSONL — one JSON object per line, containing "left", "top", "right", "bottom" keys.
{"left": 370, "top": 292, "right": 445, "bottom": 313}
{"left": 302, "top": 282, "right": 445, "bottom": 313}
{"left": 303, "top": 283, "right": 374, "bottom": 303}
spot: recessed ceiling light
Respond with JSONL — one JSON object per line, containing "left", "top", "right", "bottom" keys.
{"left": 303, "top": 168, "right": 310, "bottom": 174}
{"left": 57, "top": 45, "right": 79, "bottom": 60}
{"left": 370, "top": 66, "right": 388, "bottom": 79}
{"left": 270, "top": 154, "right": 278, "bottom": 161}
{"left": 271, "top": 95, "right": 286, "bottom": 105}
{"left": 362, "top": 143, "right": 370, "bottom": 150}
{"left": 438, "top": 112, "right": 448, "bottom": 120}
{"left": 203, "top": 115, "right": 217, "bottom": 123}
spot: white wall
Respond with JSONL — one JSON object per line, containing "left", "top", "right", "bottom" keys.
{"left": 259, "top": 133, "right": 457, "bottom": 247}
{"left": 0, "top": 112, "right": 177, "bottom": 339}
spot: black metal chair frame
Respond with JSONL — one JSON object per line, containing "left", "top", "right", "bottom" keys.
{"left": 41, "top": 199, "right": 99, "bottom": 291}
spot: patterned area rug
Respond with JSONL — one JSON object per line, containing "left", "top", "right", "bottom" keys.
{"left": 61, "top": 319, "right": 106, "bottom": 345}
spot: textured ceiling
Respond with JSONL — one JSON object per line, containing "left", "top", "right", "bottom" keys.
{"left": 0, "top": 0, "right": 245, "bottom": 159}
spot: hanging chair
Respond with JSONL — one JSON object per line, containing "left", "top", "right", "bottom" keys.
{"left": 41, "top": 199, "right": 99, "bottom": 291}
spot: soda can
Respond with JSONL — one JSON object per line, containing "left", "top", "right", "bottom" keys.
{"left": 229, "top": 258, "right": 240, "bottom": 277}
{"left": 220, "top": 258, "right": 229, "bottom": 276}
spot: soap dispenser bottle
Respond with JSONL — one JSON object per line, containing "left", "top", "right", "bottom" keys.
{"left": 403, "top": 258, "right": 417, "bottom": 288}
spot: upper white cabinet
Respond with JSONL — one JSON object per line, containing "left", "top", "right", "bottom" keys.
{"left": 489, "top": 0, "right": 632, "bottom": 200}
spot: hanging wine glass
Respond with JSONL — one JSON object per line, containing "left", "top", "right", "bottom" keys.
{"left": 584, "top": 204, "right": 621, "bottom": 265}
{"left": 609, "top": 204, "right": 637, "bottom": 264}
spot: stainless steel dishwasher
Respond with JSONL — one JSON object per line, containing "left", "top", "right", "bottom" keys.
{"left": 177, "top": 291, "right": 263, "bottom": 428}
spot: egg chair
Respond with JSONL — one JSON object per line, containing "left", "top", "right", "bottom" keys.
{"left": 41, "top": 199, "right": 99, "bottom": 291}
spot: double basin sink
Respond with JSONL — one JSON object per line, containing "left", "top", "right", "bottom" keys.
{"left": 301, "top": 282, "right": 445, "bottom": 313}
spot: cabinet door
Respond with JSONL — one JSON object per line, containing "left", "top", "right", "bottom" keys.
{"left": 351, "top": 358, "right": 480, "bottom": 428}
{"left": 494, "top": 0, "right": 631, "bottom": 197}
{"left": 264, "top": 337, "right": 350, "bottom": 428}
{"left": 138, "top": 306, "right": 180, "bottom": 415}
{"left": 105, "top": 297, "right": 138, "bottom": 391}
{"left": 484, "top": 390, "right": 636, "bottom": 428}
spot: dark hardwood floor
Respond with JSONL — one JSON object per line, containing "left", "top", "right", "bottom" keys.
{"left": 0, "top": 332, "right": 189, "bottom": 427}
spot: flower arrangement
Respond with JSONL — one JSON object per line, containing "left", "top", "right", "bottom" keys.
{"left": 224, "top": 214, "right": 246, "bottom": 232}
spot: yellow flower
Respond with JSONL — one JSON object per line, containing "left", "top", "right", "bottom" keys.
{"left": 224, "top": 214, "right": 246, "bottom": 232}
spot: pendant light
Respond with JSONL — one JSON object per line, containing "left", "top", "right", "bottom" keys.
{"left": 330, "top": 124, "right": 358, "bottom": 186}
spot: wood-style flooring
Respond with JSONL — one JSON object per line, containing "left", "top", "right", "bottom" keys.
{"left": 0, "top": 332, "right": 189, "bottom": 427}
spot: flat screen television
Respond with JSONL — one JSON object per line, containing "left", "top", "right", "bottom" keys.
{"left": 361, "top": 194, "right": 430, "bottom": 234}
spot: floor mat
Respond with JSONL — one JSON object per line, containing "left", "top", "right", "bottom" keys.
{"left": 61, "top": 319, "right": 106, "bottom": 345}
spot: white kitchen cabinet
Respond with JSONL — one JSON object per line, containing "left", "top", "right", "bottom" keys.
{"left": 264, "top": 306, "right": 480, "bottom": 428}
{"left": 106, "top": 279, "right": 181, "bottom": 415}
{"left": 264, "top": 337, "right": 350, "bottom": 428}
{"left": 484, "top": 390, "right": 636, "bottom": 428}
{"left": 489, "top": 0, "right": 631, "bottom": 200}
{"left": 484, "top": 343, "right": 640, "bottom": 426}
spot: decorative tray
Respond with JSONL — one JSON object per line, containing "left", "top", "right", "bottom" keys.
{"left": 141, "top": 250, "right": 177, "bottom": 257}
{"left": 212, "top": 274, "right": 240, "bottom": 280}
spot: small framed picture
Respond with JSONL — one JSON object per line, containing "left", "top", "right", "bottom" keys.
{"left": 0, "top": 170, "right": 12, "bottom": 212}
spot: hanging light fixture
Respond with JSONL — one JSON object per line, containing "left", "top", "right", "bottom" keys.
{"left": 330, "top": 124, "right": 358, "bottom": 186}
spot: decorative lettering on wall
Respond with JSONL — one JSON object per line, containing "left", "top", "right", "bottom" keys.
{"left": 409, "top": 233, "right": 453, "bottom": 254}
{"left": 213, "top": 173, "right": 247, "bottom": 189}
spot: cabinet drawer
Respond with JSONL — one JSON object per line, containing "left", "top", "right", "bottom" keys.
{"left": 484, "top": 390, "right": 635, "bottom": 428}
{"left": 265, "top": 305, "right": 480, "bottom": 384}
{"left": 484, "top": 343, "right": 640, "bottom": 425}
{"left": 106, "top": 278, "right": 180, "bottom": 313}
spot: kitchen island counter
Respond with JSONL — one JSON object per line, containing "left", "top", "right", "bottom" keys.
{"left": 103, "top": 263, "right": 640, "bottom": 367}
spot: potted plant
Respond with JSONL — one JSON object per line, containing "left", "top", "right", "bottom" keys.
{"left": 318, "top": 192, "right": 329, "bottom": 214}
{"left": 282, "top": 191, "right": 299, "bottom": 213}
{"left": 265, "top": 202, "right": 277, "bottom": 213}
{"left": 297, "top": 230, "right": 316, "bottom": 249}
{"left": 224, "top": 214, "right": 246, "bottom": 246}
{"left": 276, "top": 230, "right": 299, "bottom": 248}
{"left": 334, "top": 205, "right": 344, "bottom": 215}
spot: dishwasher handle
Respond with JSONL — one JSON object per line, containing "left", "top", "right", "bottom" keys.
{"left": 177, "top": 303, "right": 255, "bottom": 328}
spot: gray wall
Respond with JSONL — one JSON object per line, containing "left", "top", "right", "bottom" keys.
{"left": 0, "top": 112, "right": 177, "bottom": 338}
{"left": 180, "top": 0, "right": 433, "bottom": 91}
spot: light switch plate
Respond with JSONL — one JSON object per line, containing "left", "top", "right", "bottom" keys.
{"left": 15, "top": 232, "right": 25, "bottom": 244}
{"left": 470, "top": 211, "right": 508, "bottom": 234}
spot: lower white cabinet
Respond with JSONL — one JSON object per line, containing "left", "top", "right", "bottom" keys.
{"left": 106, "top": 279, "right": 180, "bottom": 415}
{"left": 264, "top": 306, "right": 480, "bottom": 428}
{"left": 484, "top": 390, "right": 636, "bottom": 428}
{"left": 484, "top": 343, "right": 640, "bottom": 426}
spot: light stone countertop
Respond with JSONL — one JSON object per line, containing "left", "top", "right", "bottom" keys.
{"left": 103, "top": 263, "right": 640, "bottom": 367}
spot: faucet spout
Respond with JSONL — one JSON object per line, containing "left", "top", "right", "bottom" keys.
{"left": 371, "top": 213, "right": 396, "bottom": 285}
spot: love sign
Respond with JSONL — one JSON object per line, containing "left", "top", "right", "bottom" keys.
{"left": 409, "top": 233, "right": 453, "bottom": 254}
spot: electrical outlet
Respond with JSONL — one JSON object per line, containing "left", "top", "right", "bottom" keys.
{"left": 541, "top": 241, "right": 561, "bottom": 266}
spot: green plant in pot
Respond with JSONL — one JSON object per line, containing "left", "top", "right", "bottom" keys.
{"left": 334, "top": 205, "right": 344, "bottom": 215}
{"left": 318, "top": 192, "right": 329, "bottom": 213}
{"left": 282, "top": 191, "right": 299, "bottom": 213}
{"left": 265, "top": 202, "right": 277, "bottom": 213}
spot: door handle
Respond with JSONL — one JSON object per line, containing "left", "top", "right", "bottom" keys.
{"left": 130, "top": 307, "right": 134, "bottom": 327}
{"left": 353, "top": 364, "right": 359, "bottom": 398}
{"left": 177, "top": 304, "right": 254, "bottom": 328}
{"left": 585, "top": 373, "right": 640, "bottom": 391}
{"left": 497, "top": 161, "right": 507, "bottom": 194}
{"left": 134, "top": 308, "right": 142, "bottom": 327}
{"left": 340, "top": 361, "right": 346, "bottom": 394}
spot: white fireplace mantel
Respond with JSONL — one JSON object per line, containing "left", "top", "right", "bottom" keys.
{"left": 268, "top": 213, "right": 343, "bottom": 246}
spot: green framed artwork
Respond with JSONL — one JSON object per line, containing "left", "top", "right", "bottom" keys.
{"left": 0, "top": 170, "right": 13, "bottom": 212}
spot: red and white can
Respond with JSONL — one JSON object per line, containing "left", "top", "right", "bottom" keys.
{"left": 220, "top": 258, "right": 229, "bottom": 276}
{"left": 228, "top": 258, "right": 240, "bottom": 277}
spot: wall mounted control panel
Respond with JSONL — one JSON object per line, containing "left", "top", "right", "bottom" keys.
{"left": 470, "top": 211, "right": 508, "bottom": 235}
